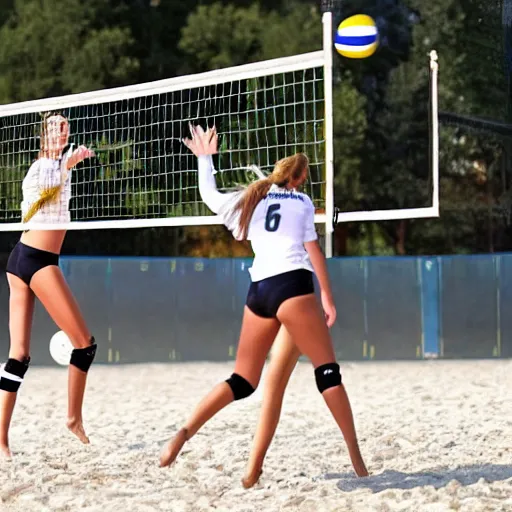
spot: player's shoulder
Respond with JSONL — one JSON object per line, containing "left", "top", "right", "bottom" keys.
{"left": 267, "top": 186, "right": 312, "bottom": 205}
{"left": 295, "top": 191, "right": 314, "bottom": 209}
{"left": 25, "top": 158, "right": 41, "bottom": 174}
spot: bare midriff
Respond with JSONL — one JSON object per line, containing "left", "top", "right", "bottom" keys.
{"left": 20, "top": 230, "right": 67, "bottom": 255}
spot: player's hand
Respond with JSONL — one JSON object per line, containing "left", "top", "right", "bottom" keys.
{"left": 183, "top": 123, "right": 218, "bottom": 156}
{"left": 67, "top": 145, "right": 95, "bottom": 169}
{"left": 321, "top": 291, "right": 337, "bottom": 328}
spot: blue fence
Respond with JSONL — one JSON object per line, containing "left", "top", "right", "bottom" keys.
{"left": 0, "top": 254, "right": 510, "bottom": 364}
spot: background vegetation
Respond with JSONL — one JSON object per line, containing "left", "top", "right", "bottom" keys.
{"left": 1, "top": 0, "right": 511, "bottom": 258}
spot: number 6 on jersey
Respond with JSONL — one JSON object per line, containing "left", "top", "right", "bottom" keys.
{"left": 265, "top": 204, "right": 281, "bottom": 232}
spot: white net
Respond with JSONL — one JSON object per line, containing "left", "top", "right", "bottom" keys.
{"left": 0, "top": 51, "right": 329, "bottom": 231}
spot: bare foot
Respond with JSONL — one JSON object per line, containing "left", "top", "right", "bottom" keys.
{"left": 66, "top": 418, "right": 90, "bottom": 444}
{"left": 159, "top": 428, "right": 188, "bottom": 468}
{"left": 241, "top": 468, "right": 262, "bottom": 489}
{"left": 347, "top": 444, "right": 369, "bottom": 477}
{"left": 353, "top": 460, "right": 369, "bottom": 477}
{"left": 0, "top": 444, "right": 12, "bottom": 459}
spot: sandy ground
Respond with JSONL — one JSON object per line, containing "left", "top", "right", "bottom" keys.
{"left": 0, "top": 360, "right": 511, "bottom": 512}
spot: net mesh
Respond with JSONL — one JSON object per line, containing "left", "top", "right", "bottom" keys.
{"left": 434, "top": 0, "right": 512, "bottom": 252}
{"left": 0, "top": 60, "right": 326, "bottom": 227}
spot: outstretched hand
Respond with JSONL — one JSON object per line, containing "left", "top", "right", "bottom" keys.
{"left": 67, "top": 145, "right": 95, "bottom": 170}
{"left": 183, "top": 123, "right": 218, "bottom": 157}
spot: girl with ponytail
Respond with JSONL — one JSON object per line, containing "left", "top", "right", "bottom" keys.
{"left": 160, "top": 124, "right": 368, "bottom": 484}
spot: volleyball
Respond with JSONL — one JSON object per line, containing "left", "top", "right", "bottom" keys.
{"left": 49, "top": 330, "right": 73, "bottom": 366}
{"left": 334, "top": 14, "right": 379, "bottom": 59}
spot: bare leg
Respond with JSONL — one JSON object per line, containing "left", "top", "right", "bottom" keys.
{"left": 0, "top": 273, "right": 35, "bottom": 458}
{"left": 160, "top": 307, "right": 280, "bottom": 468}
{"left": 242, "top": 326, "right": 300, "bottom": 488}
{"left": 278, "top": 295, "right": 369, "bottom": 477}
{"left": 30, "top": 266, "right": 93, "bottom": 444}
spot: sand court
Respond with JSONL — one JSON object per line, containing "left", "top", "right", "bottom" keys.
{"left": 1, "top": 360, "right": 511, "bottom": 511}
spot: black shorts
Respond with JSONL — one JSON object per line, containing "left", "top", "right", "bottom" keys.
{"left": 246, "top": 269, "right": 314, "bottom": 319}
{"left": 6, "top": 241, "right": 60, "bottom": 286}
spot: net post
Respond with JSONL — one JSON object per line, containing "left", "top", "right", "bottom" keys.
{"left": 430, "top": 50, "right": 440, "bottom": 214}
{"left": 322, "top": 10, "right": 335, "bottom": 258}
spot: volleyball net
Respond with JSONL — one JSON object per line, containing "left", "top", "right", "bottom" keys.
{"left": 0, "top": 13, "right": 439, "bottom": 257}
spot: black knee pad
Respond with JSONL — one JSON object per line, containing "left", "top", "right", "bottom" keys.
{"left": 70, "top": 337, "right": 97, "bottom": 372}
{"left": 0, "top": 357, "right": 30, "bottom": 392}
{"left": 315, "top": 362, "right": 342, "bottom": 393}
{"left": 225, "top": 373, "right": 255, "bottom": 400}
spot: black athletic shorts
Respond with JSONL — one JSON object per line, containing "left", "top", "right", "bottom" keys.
{"left": 246, "top": 268, "right": 314, "bottom": 318}
{"left": 6, "top": 241, "right": 60, "bottom": 286}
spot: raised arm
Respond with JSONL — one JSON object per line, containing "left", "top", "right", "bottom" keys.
{"left": 197, "top": 154, "right": 238, "bottom": 215}
{"left": 184, "top": 124, "right": 238, "bottom": 215}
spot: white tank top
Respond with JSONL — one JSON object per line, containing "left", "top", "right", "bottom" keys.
{"left": 197, "top": 155, "right": 317, "bottom": 282}
{"left": 21, "top": 151, "right": 72, "bottom": 225}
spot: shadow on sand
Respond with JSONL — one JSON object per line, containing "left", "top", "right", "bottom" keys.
{"left": 319, "top": 464, "right": 512, "bottom": 493}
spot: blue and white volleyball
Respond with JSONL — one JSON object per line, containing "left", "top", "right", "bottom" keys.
{"left": 334, "top": 14, "right": 379, "bottom": 59}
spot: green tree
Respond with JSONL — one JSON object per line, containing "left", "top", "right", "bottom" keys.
{"left": 0, "top": 0, "right": 139, "bottom": 103}
{"left": 364, "top": 0, "right": 467, "bottom": 254}
{"left": 178, "top": 1, "right": 369, "bottom": 257}
{"left": 399, "top": 0, "right": 511, "bottom": 255}
{"left": 332, "top": 72, "right": 368, "bottom": 254}
{"left": 179, "top": 1, "right": 323, "bottom": 71}
{"left": 329, "top": 0, "right": 509, "bottom": 256}
{"left": 179, "top": 2, "right": 266, "bottom": 72}
{"left": 0, "top": 0, "right": 14, "bottom": 28}
{"left": 258, "top": 3, "right": 323, "bottom": 59}
{"left": 122, "top": 0, "right": 202, "bottom": 83}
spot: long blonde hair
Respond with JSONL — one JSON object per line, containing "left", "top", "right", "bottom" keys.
{"left": 234, "top": 153, "right": 309, "bottom": 240}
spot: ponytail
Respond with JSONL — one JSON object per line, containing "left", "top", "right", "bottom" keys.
{"left": 23, "top": 185, "right": 61, "bottom": 223}
{"left": 234, "top": 178, "right": 273, "bottom": 240}
{"left": 233, "top": 152, "right": 309, "bottom": 240}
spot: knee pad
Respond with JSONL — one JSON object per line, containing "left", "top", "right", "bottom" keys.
{"left": 70, "top": 337, "right": 97, "bottom": 372}
{"left": 0, "top": 357, "right": 30, "bottom": 392}
{"left": 225, "top": 373, "right": 255, "bottom": 400}
{"left": 315, "top": 362, "right": 342, "bottom": 393}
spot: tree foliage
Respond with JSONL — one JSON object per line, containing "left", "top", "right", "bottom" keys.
{"left": 0, "top": 0, "right": 139, "bottom": 102}
{"left": 0, "top": 0, "right": 511, "bottom": 257}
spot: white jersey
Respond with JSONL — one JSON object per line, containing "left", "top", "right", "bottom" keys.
{"left": 21, "top": 150, "right": 72, "bottom": 225}
{"left": 197, "top": 155, "right": 317, "bottom": 282}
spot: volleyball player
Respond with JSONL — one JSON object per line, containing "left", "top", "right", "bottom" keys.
{"left": 0, "top": 113, "right": 97, "bottom": 457}
{"left": 242, "top": 326, "right": 301, "bottom": 487}
{"left": 159, "top": 124, "right": 368, "bottom": 482}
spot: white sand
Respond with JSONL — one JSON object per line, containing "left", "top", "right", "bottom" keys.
{"left": 1, "top": 360, "right": 511, "bottom": 512}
